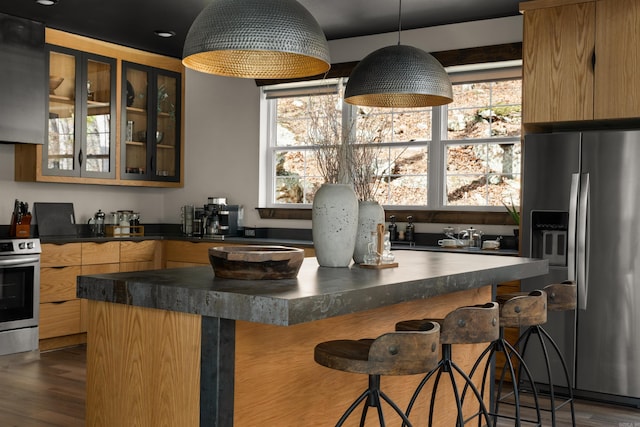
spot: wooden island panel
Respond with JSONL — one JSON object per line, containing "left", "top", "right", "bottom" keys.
{"left": 234, "top": 286, "right": 490, "bottom": 427}
{"left": 86, "top": 300, "right": 201, "bottom": 427}
{"left": 86, "top": 287, "right": 490, "bottom": 426}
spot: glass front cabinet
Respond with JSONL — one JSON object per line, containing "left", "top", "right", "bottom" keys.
{"left": 122, "top": 62, "right": 181, "bottom": 182}
{"left": 45, "top": 45, "right": 116, "bottom": 178}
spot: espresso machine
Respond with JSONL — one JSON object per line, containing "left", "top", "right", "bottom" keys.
{"left": 202, "top": 197, "right": 242, "bottom": 238}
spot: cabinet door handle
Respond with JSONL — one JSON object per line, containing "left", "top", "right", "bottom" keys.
{"left": 591, "top": 50, "right": 596, "bottom": 71}
{"left": 150, "top": 155, "right": 154, "bottom": 175}
{"left": 78, "top": 149, "right": 83, "bottom": 167}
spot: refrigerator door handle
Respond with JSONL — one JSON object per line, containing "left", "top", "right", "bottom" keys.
{"left": 567, "top": 173, "right": 580, "bottom": 282}
{"left": 577, "top": 173, "right": 589, "bottom": 310}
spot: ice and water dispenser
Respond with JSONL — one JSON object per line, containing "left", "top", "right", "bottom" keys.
{"left": 530, "top": 211, "right": 569, "bottom": 266}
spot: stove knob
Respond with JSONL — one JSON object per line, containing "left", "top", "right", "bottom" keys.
{"left": 18, "top": 242, "right": 26, "bottom": 250}
{"left": 27, "top": 242, "right": 34, "bottom": 249}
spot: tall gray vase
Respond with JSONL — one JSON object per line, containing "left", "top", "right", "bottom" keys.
{"left": 353, "top": 201, "right": 385, "bottom": 264}
{"left": 312, "top": 184, "right": 358, "bottom": 267}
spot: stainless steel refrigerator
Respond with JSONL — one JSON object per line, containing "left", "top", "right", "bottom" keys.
{"left": 522, "top": 130, "right": 640, "bottom": 407}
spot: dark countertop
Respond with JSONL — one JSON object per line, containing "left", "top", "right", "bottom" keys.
{"left": 40, "top": 233, "right": 519, "bottom": 256}
{"left": 77, "top": 250, "right": 547, "bottom": 326}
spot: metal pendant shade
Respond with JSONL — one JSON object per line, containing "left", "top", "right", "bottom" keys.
{"left": 344, "top": 44, "right": 453, "bottom": 108}
{"left": 182, "top": 0, "right": 331, "bottom": 79}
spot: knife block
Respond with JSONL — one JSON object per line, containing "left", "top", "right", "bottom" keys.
{"left": 9, "top": 213, "right": 30, "bottom": 238}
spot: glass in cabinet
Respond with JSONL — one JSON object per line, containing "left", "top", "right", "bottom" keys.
{"left": 45, "top": 45, "right": 116, "bottom": 178}
{"left": 122, "top": 62, "right": 181, "bottom": 182}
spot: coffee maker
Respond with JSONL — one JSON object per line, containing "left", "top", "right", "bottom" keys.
{"left": 202, "top": 197, "right": 242, "bottom": 238}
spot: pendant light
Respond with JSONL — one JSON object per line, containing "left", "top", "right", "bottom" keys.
{"left": 344, "top": 0, "right": 453, "bottom": 108}
{"left": 182, "top": 0, "right": 330, "bottom": 79}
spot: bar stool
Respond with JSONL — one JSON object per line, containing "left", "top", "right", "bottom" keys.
{"left": 465, "top": 290, "right": 545, "bottom": 426}
{"left": 513, "top": 281, "right": 577, "bottom": 427}
{"left": 314, "top": 321, "right": 440, "bottom": 427}
{"left": 395, "top": 302, "right": 499, "bottom": 427}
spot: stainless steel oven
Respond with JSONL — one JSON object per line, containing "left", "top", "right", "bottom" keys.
{"left": 0, "top": 238, "right": 41, "bottom": 356}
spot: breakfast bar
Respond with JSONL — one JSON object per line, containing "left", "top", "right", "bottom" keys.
{"left": 77, "top": 250, "right": 548, "bottom": 426}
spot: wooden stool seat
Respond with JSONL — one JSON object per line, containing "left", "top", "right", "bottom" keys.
{"left": 394, "top": 302, "right": 499, "bottom": 426}
{"left": 544, "top": 281, "right": 577, "bottom": 311}
{"left": 499, "top": 289, "right": 547, "bottom": 328}
{"left": 314, "top": 325, "right": 440, "bottom": 376}
{"left": 314, "top": 322, "right": 440, "bottom": 427}
{"left": 396, "top": 301, "right": 499, "bottom": 344}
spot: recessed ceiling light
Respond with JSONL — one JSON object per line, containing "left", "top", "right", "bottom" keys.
{"left": 154, "top": 30, "right": 176, "bottom": 38}
{"left": 36, "top": 0, "right": 58, "bottom": 5}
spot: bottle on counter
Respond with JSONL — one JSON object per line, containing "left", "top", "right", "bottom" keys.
{"left": 388, "top": 215, "right": 398, "bottom": 241}
{"left": 405, "top": 215, "right": 415, "bottom": 242}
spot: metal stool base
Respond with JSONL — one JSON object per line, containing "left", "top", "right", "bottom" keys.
{"left": 335, "top": 374, "right": 414, "bottom": 427}
{"left": 499, "top": 325, "right": 576, "bottom": 427}
{"left": 403, "top": 344, "right": 493, "bottom": 427}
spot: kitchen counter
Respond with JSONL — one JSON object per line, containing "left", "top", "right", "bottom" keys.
{"left": 41, "top": 232, "right": 519, "bottom": 256}
{"left": 78, "top": 251, "right": 546, "bottom": 426}
{"left": 78, "top": 250, "right": 539, "bottom": 325}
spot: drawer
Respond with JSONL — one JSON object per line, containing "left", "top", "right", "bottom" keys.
{"left": 40, "top": 243, "right": 82, "bottom": 267}
{"left": 164, "top": 241, "right": 217, "bottom": 264}
{"left": 81, "top": 263, "right": 119, "bottom": 275}
{"left": 120, "top": 240, "right": 159, "bottom": 263}
{"left": 82, "top": 241, "right": 120, "bottom": 264}
{"left": 40, "top": 266, "right": 81, "bottom": 303}
{"left": 40, "top": 299, "right": 82, "bottom": 339}
{"left": 120, "top": 261, "right": 157, "bottom": 272}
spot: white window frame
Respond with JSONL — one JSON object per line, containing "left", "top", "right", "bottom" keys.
{"left": 259, "top": 61, "right": 522, "bottom": 211}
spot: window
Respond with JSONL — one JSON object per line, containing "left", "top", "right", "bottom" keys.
{"left": 261, "top": 65, "right": 521, "bottom": 210}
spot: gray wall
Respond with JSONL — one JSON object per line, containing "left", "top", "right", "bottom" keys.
{"left": 0, "top": 16, "right": 522, "bottom": 231}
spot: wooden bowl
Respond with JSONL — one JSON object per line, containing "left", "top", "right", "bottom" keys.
{"left": 208, "top": 246, "right": 304, "bottom": 280}
{"left": 49, "top": 76, "right": 64, "bottom": 94}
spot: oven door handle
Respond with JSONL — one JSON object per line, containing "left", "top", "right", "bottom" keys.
{"left": 0, "top": 256, "right": 40, "bottom": 267}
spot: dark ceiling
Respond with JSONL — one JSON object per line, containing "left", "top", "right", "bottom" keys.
{"left": 0, "top": 0, "right": 522, "bottom": 59}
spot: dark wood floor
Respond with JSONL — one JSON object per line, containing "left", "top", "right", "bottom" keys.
{"left": 0, "top": 345, "right": 638, "bottom": 426}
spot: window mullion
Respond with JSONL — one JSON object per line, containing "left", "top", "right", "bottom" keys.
{"left": 430, "top": 105, "right": 445, "bottom": 208}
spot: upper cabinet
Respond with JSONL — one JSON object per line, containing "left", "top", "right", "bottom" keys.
{"left": 521, "top": 0, "right": 640, "bottom": 125}
{"left": 593, "top": 0, "right": 640, "bottom": 119}
{"left": 14, "top": 29, "right": 184, "bottom": 187}
{"left": 45, "top": 46, "right": 116, "bottom": 178}
{"left": 0, "top": 14, "right": 46, "bottom": 144}
{"left": 122, "top": 62, "right": 181, "bottom": 183}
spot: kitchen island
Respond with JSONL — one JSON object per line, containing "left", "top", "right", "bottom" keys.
{"left": 77, "top": 250, "right": 547, "bottom": 427}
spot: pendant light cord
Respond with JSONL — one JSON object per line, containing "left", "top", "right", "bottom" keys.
{"left": 397, "top": 0, "right": 402, "bottom": 45}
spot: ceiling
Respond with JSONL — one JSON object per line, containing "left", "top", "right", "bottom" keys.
{"left": 0, "top": 0, "right": 522, "bottom": 59}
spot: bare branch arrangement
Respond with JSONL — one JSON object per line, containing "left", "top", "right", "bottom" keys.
{"left": 308, "top": 95, "right": 399, "bottom": 202}
{"left": 307, "top": 94, "right": 345, "bottom": 185}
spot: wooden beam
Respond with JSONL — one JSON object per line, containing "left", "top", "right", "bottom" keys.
{"left": 255, "top": 42, "right": 522, "bottom": 86}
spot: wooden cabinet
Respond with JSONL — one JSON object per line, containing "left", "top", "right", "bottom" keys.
{"left": 593, "top": 0, "right": 640, "bottom": 119}
{"left": 39, "top": 243, "right": 83, "bottom": 349}
{"left": 164, "top": 241, "right": 215, "bottom": 267}
{"left": 122, "top": 62, "right": 181, "bottom": 182}
{"left": 44, "top": 45, "right": 117, "bottom": 178}
{"left": 522, "top": 0, "right": 640, "bottom": 124}
{"left": 120, "top": 240, "right": 162, "bottom": 272}
{"left": 39, "top": 239, "right": 165, "bottom": 349}
{"left": 14, "top": 28, "right": 184, "bottom": 187}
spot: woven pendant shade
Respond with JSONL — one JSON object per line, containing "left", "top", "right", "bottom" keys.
{"left": 182, "top": 0, "right": 330, "bottom": 79}
{"left": 344, "top": 44, "right": 453, "bottom": 108}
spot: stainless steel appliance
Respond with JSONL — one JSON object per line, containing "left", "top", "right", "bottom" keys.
{"left": 522, "top": 130, "right": 640, "bottom": 407}
{"left": 202, "top": 202, "right": 242, "bottom": 238}
{"left": 0, "top": 237, "right": 41, "bottom": 356}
